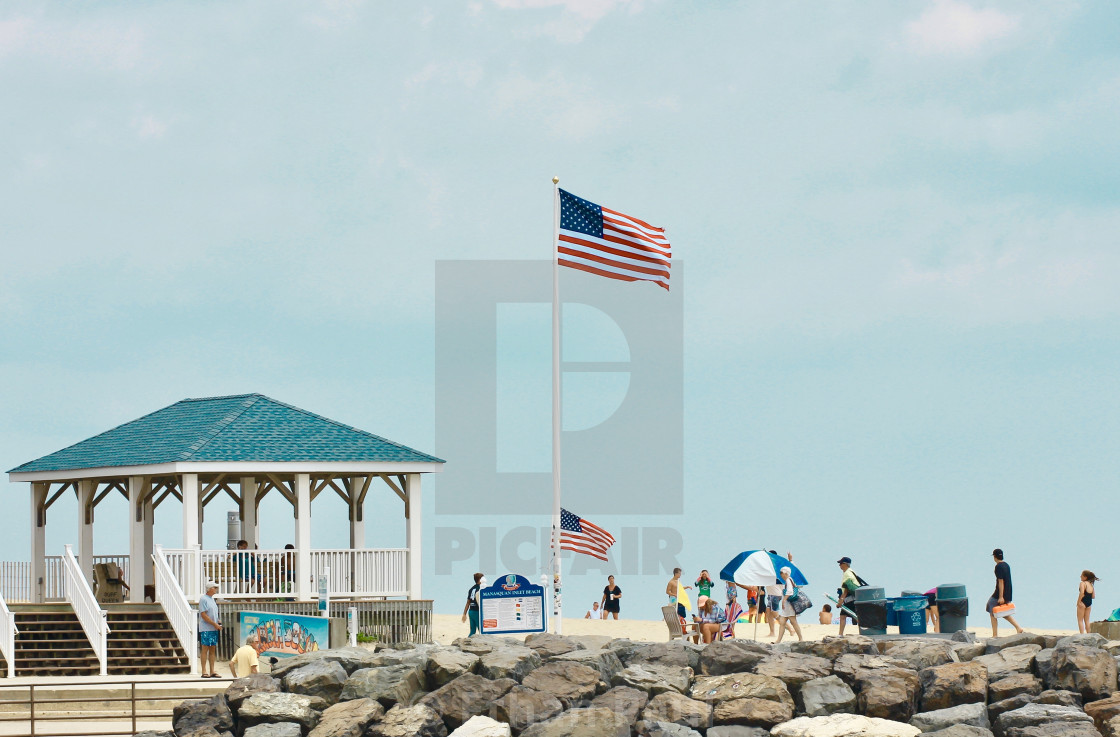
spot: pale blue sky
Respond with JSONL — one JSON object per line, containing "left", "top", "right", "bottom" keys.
{"left": 2, "top": 1, "right": 1118, "bottom": 628}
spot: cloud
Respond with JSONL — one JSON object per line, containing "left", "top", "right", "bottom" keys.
{"left": 0, "top": 15, "right": 143, "bottom": 69}
{"left": 404, "top": 61, "right": 484, "bottom": 90}
{"left": 489, "top": 0, "right": 644, "bottom": 42}
{"left": 905, "top": 0, "right": 1019, "bottom": 56}
{"left": 132, "top": 114, "right": 168, "bottom": 140}
{"left": 491, "top": 70, "right": 621, "bottom": 140}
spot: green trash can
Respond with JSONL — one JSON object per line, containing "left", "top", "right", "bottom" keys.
{"left": 937, "top": 583, "right": 968, "bottom": 634}
{"left": 854, "top": 587, "right": 887, "bottom": 636}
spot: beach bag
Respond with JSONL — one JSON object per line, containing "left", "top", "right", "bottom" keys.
{"left": 789, "top": 588, "right": 813, "bottom": 615}
{"left": 992, "top": 602, "right": 1016, "bottom": 619}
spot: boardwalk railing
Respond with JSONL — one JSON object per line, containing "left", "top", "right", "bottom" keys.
{"left": 0, "top": 556, "right": 129, "bottom": 603}
{"left": 161, "top": 548, "right": 408, "bottom": 600}
{"left": 152, "top": 545, "right": 197, "bottom": 675}
{"left": 0, "top": 593, "right": 17, "bottom": 678}
{"left": 62, "top": 545, "right": 108, "bottom": 676}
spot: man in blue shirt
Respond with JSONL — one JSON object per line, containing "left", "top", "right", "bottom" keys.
{"left": 198, "top": 581, "right": 222, "bottom": 677}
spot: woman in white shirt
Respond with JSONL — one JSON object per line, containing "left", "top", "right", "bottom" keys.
{"left": 775, "top": 566, "right": 804, "bottom": 643}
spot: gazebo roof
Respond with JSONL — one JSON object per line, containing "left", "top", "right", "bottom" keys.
{"left": 9, "top": 393, "right": 445, "bottom": 474}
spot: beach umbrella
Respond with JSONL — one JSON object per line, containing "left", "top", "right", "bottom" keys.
{"left": 720, "top": 550, "right": 809, "bottom": 640}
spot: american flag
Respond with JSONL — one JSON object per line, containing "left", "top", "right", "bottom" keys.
{"left": 559, "top": 508, "right": 616, "bottom": 561}
{"left": 558, "top": 189, "right": 671, "bottom": 290}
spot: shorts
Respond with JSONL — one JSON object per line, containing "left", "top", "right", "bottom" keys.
{"left": 200, "top": 630, "right": 219, "bottom": 647}
{"left": 767, "top": 595, "right": 781, "bottom": 611}
{"left": 985, "top": 596, "right": 999, "bottom": 614}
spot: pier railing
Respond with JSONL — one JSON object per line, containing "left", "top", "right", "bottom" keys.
{"left": 62, "top": 545, "right": 108, "bottom": 676}
{"left": 152, "top": 545, "right": 197, "bottom": 675}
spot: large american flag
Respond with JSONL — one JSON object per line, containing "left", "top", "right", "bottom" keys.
{"left": 559, "top": 508, "right": 616, "bottom": 561}
{"left": 558, "top": 189, "right": 671, "bottom": 290}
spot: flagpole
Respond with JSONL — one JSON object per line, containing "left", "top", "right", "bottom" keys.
{"left": 550, "top": 175, "right": 563, "bottom": 635}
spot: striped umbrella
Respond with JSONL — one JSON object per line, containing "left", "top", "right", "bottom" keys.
{"left": 720, "top": 550, "right": 809, "bottom": 587}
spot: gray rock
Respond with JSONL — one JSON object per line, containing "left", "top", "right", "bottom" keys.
{"left": 491, "top": 685, "right": 563, "bottom": 735}
{"left": 367, "top": 704, "right": 448, "bottom": 737}
{"left": 133, "top": 732, "right": 175, "bottom": 737}
{"left": 706, "top": 728, "right": 771, "bottom": 737}
{"left": 478, "top": 646, "right": 542, "bottom": 683}
{"left": 920, "top": 660, "right": 988, "bottom": 712}
{"left": 606, "top": 638, "right": 643, "bottom": 664}
{"left": 1032, "top": 649, "right": 1054, "bottom": 685}
{"left": 612, "top": 663, "right": 692, "bottom": 695}
{"left": 878, "top": 639, "right": 959, "bottom": 670}
{"left": 910, "top": 702, "right": 990, "bottom": 732}
{"left": 688, "top": 673, "right": 795, "bottom": 709}
{"left": 994, "top": 703, "right": 1094, "bottom": 737}
{"left": 797, "top": 675, "right": 857, "bottom": 717}
{"left": 753, "top": 653, "right": 833, "bottom": 694}
{"left": 519, "top": 707, "right": 630, "bottom": 737}
{"left": 986, "top": 634, "right": 1050, "bottom": 654}
{"left": 590, "top": 685, "right": 649, "bottom": 723}
{"left": 955, "top": 643, "right": 990, "bottom": 662}
{"left": 308, "top": 697, "right": 384, "bottom": 737}
{"left": 989, "top": 673, "right": 1043, "bottom": 702}
{"left": 855, "top": 666, "right": 922, "bottom": 722}
{"left": 449, "top": 715, "right": 511, "bottom": 737}
{"left": 523, "top": 633, "right": 585, "bottom": 658}
{"left": 629, "top": 641, "right": 703, "bottom": 671}
{"left": 548, "top": 648, "right": 624, "bottom": 684}
{"left": 699, "top": 640, "right": 771, "bottom": 676}
{"left": 832, "top": 654, "right": 912, "bottom": 686}
{"left": 1056, "top": 634, "right": 1109, "bottom": 649}
{"left": 1106, "top": 715, "right": 1120, "bottom": 737}
{"left": 269, "top": 646, "right": 384, "bottom": 678}
{"left": 640, "top": 691, "right": 714, "bottom": 731}
{"left": 954, "top": 631, "right": 980, "bottom": 643}
{"left": 711, "top": 697, "right": 793, "bottom": 728}
{"left": 455, "top": 636, "right": 501, "bottom": 656}
{"left": 172, "top": 694, "right": 234, "bottom": 737}
{"left": 427, "top": 648, "right": 481, "bottom": 688}
{"left": 226, "top": 674, "right": 282, "bottom": 708}
{"left": 283, "top": 660, "right": 349, "bottom": 706}
{"left": 567, "top": 635, "right": 612, "bottom": 651}
{"left": 642, "top": 723, "right": 702, "bottom": 737}
{"left": 521, "top": 660, "right": 601, "bottom": 706}
{"left": 925, "top": 727, "right": 995, "bottom": 737}
{"left": 419, "top": 673, "right": 517, "bottom": 731}
{"left": 1085, "top": 695, "right": 1120, "bottom": 733}
{"left": 771, "top": 714, "right": 923, "bottom": 736}
{"left": 244, "top": 725, "right": 302, "bottom": 737}
{"left": 988, "top": 695, "right": 1035, "bottom": 724}
{"left": 339, "top": 664, "right": 426, "bottom": 708}
{"left": 1035, "top": 690, "right": 1081, "bottom": 707}
{"left": 238, "top": 693, "right": 319, "bottom": 733}
{"left": 1003, "top": 725, "right": 1102, "bottom": 737}
{"left": 975, "top": 645, "right": 1042, "bottom": 681}
{"left": 1049, "top": 644, "right": 1118, "bottom": 701}
{"left": 790, "top": 636, "right": 877, "bottom": 661}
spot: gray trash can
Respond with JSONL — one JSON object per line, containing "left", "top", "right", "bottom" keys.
{"left": 854, "top": 586, "right": 887, "bottom": 636}
{"left": 936, "top": 583, "right": 968, "bottom": 634}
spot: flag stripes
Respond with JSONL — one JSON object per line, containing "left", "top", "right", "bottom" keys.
{"left": 559, "top": 508, "right": 616, "bottom": 562}
{"left": 557, "top": 189, "right": 671, "bottom": 290}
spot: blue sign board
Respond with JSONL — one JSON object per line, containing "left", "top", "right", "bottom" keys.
{"left": 239, "top": 610, "right": 330, "bottom": 659}
{"left": 479, "top": 574, "right": 547, "bottom": 635}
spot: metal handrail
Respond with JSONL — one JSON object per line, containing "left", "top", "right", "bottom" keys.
{"left": 0, "top": 593, "right": 17, "bottom": 678}
{"left": 152, "top": 545, "right": 198, "bottom": 675}
{"left": 61, "top": 545, "right": 108, "bottom": 676}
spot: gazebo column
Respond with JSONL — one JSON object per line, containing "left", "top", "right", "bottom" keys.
{"left": 30, "top": 482, "right": 47, "bottom": 604}
{"left": 405, "top": 473, "right": 422, "bottom": 599}
{"left": 294, "top": 473, "right": 312, "bottom": 600}
{"left": 349, "top": 476, "right": 365, "bottom": 549}
{"left": 240, "top": 477, "right": 258, "bottom": 548}
{"left": 143, "top": 495, "right": 154, "bottom": 597}
{"left": 127, "top": 476, "right": 150, "bottom": 603}
{"left": 182, "top": 474, "right": 200, "bottom": 600}
{"left": 77, "top": 479, "right": 95, "bottom": 586}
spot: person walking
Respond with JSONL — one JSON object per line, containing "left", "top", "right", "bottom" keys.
{"left": 601, "top": 575, "right": 622, "bottom": 620}
{"left": 775, "top": 566, "right": 804, "bottom": 643}
{"left": 228, "top": 632, "right": 260, "bottom": 678}
{"left": 461, "top": 572, "right": 484, "bottom": 636}
{"left": 666, "top": 568, "right": 691, "bottom": 619}
{"left": 988, "top": 549, "right": 1024, "bottom": 637}
{"left": 198, "top": 581, "right": 222, "bottom": 678}
{"left": 837, "top": 557, "right": 860, "bottom": 636}
{"left": 1077, "top": 570, "right": 1098, "bottom": 634}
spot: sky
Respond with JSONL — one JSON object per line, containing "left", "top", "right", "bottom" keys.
{"left": 1, "top": 0, "right": 1118, "bottom": 630}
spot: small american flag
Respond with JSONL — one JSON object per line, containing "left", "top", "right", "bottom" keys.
{"left": 559, "top": 508, "right": 616, "bottom": 561}
{"left": 558, "top": 189, "right": 671, "bottom": 290}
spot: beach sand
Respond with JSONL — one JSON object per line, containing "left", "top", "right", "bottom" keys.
{"left": 432, "top": 613, "right": 1079, "bottom": 645}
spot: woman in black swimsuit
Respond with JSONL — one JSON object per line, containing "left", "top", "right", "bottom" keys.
{"left": 601, "top": 575, "right": 622, "bottom": 620}
{"left": 1077, "top": 570, "right": 1098, "bottom": 634}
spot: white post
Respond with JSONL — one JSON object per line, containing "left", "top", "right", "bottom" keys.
{"left": 77, "top": 479, "right": 95, "bottom": 587}
{"left": 550, "top": 176, "right": 564, "bottom": 634}
{"left": 295, "top": 473, "right": 312, "bottom": 601}
{"left": 348, "top": 477, "right": 365, "bottom": 550}
{"left": 127, "top": 476, "right": 148, "bottom": 603}
{"left": 240, "top": 477, "right": 258, "bottom": 548}
{"left": 142, "top": 496, "right": 154, "bottom": 597}
{"left": 348, "top": 606, "right": 358, "bottom": 647}
{"left": 30, "top": 482, "right": 47, "bottom": 604}
{"left": 182, "top": 474, "right": 200, "bottom": 601}
{"left": 404, "top": 474, "right": 422, "bottom": 599}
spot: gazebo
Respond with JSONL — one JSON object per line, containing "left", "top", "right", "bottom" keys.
{"left": 7, "top": 393, "right": 444, "bottom": 604}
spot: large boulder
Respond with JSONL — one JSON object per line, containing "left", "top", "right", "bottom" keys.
{"left": 910, "top": 702, "right": 990, "bottom": 733}
{"left": 548, "top": 648, "right": 624, "bottom": 684}
{"left": 924, "top": 728, "right": 994, "bottom": 737}
{"left": 173, "top": 694, "right": 235, "bottom": 737}
{"left": 590, "top": 686, "right": 649, "bottom": 723}
{"left": 920, "top": 660, "right": 988, "bottom": 711}
{"left": 771, "top": 714, "right": 922, "bottom": 736}
{"left": 1085, "top": 695, "right": 1120, "bottom": 733}
{"left": 1032, "top": 650, "right": 1054, "bottom": 685}
{"left": 642, "top": 723, "right": 703, "bottom": 737}
{"left": 419, "top": 673, "right": 517, "bottom": 731}
{"left": 339, "top": 664, "right": 426, "bottom": 709}
{"left": 1003, "top": 726, "right": 1103, "bottom": 737}
{"left": 629, "top": 641, "right": 703, "bottom": 671}
{"left": 878, "top": 640, "right": 958, "bottom": 671}
{"left": 954, "top": 643, "right": 989, "bottom": 662}
{"left": 478, "top": 646, "right": 542, "bottom": 683}
{"left": 567, "top": 635, "right": 612, "bottom": 651}
{"left": 308, "top": 698, "right": 384, "bottom": 737}
{"left": 989, "top": 674, "right": 1043, "bottom": 702}
{"left": 1049, "top": 644, "right": 1118, "bottom": 701}
{"left": 449, "top": 715, "right": 512, "bottom": 737}
{"left": 367, "top": 704, "right": 448, "bottom": 737}
{"left": 699, "top": 640, "right": 770, "bottom": 676}
{"left": 283, "top": 660, "right": 349, "bottom": 706}
{"left": 753, "top": 653, "right": 832, "bottom": 694}
{"left": 524, "top": 633, "right": 584, "bottom": 658}
{"left": 238, "top": 693, "right": 320, "bottom": 733}
{"left": 269, "top": 646, "right": 384, "bottom": 678}
{"left": 797, "top": 675, "right": 857, "bottom": 717}
{"left": 994, "top": 703, "right": 1096, "bottom": 737}
{"left": 711, "top": 697, "right": 793, "bottom": 728}
{"left": 688, "top": 673, "right": 795, "bottom": 710}
{"left": 791, "top": 636, "right": 877, "bottom": 661}
{"left": 1035, "top": 690, "right": 1081, "bottom": 707}
{"left": 833, "top": 654, "right": 912, "bottom": 686}
{"left": 986, "top": 634, "right": 1050, "bottom": 654}
{"left": 612, "top": 664, "right": 692, "bottom": 695}
{"left": 518, "top": 706, "right": 630, "bottom": 737}
{"left": 640, "top": 691, "right": 714, "bottom": 731}
{"left": 1056, "top": 634, "right": 1110, "bottom": 650}
{"left": 975, "top": 645, "right": 1042, "bottom": 681}
{"left": 522, "top": 660, "right": 600, "bottom": 706}
{"left": 427, "top": 649, "right": 481, "bottom": 688}
{"left": 706, "top": 728, "right": 771, "bottom": 737}
{"left": 855, "top": 666, "right": 922, "bottom": 722}
{"left": 1106, "top": 716, "right": 1120, "bottom": 737}
{"left": 226, "top": 675, "right": 282, "bottom": 709}
{"left": 244, "top": 724, "right": 302, "bottom": 737}
{"left": 490, "top": 685, "right": 563, "bottom": 735}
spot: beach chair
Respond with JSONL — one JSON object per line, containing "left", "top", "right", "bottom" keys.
{"left": 722, "top": 600, "right": 743, "bottom": 640}
{"left": 93, "top": 563, "right": 124, "bottom": 604}
{"left": 662, "top": 605, "right": 700, "bottom": 642}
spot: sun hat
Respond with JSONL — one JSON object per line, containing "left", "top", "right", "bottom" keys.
{"left": 697, "top": 595, "right": 709, "bottom": 607}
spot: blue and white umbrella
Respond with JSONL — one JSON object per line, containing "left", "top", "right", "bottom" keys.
{"left": 720, "top": 550, "right": 809, "bottom": 588}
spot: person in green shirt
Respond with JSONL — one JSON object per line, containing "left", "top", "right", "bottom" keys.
{"left": 694, "top": 570, "right": 714, "bottom": 599}
{"left": 837, "top": 557, "right": 860, "bottom": 636}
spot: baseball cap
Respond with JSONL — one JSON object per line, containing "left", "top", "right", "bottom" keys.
{"left": 205, "top": 580, "right": 219, "bottom": 589}
{"left": 837, "top": 557, "right": 852, "bottom": 565}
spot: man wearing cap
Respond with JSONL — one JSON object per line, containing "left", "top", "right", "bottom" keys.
{"left": 198, "top": 581, "right": 223, "bottom": 678}
{"left": 837, "top": 557, "right": 860, "bottom": 636}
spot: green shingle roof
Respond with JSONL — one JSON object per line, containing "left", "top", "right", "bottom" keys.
{"left": 9, "top": 394, "right": 444, "bottom": 473}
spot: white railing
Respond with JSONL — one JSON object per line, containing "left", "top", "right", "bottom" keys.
{"left": 1, "top": 556, "right": 130, "bottom": 603}
{"left": 0, "top": 592, "right": 17, "bottom": 678}
{"left": 62, "top": 545, "right": 108, "bottom": 676}
{"left": 161, "top": 547, "right": 409, "bottom": 600}
{"left": 0, "top": 562, "right": 30, "bottom": 603}
{"left": 152, "top": 545, "right": 198, "bottom": 675}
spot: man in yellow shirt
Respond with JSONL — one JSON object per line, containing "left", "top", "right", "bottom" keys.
{"left": 228, "top": 632, "right": 260, "bottom": 678}
{"left": 837, "top": 557, "right": 861, "bottom": 636}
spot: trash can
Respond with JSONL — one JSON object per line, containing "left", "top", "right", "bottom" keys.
{"left": 886, "top": 598, "right": 898, "bottom": 627}
{"left": 855, "top": 587, "right": 887, "bottom": 636}
{"left": 937, "top": 583, "right": 968, "bottom": 634}
{"left": 894, "top": 596, "right": 928, "bottom": 634}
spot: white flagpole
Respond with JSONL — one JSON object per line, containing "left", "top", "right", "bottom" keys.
{"left": 550, "top": 175, "right": 563, "bottom": 635}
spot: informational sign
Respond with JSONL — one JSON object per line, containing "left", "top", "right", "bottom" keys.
{"left": 317, "top": 574, "right": 329, "bottom": 616}
{"left": 239, "top": 610, "right": 330, "bottom": 659}
{"left": 480, "top": 574, "right": 546, "bottom": 635}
